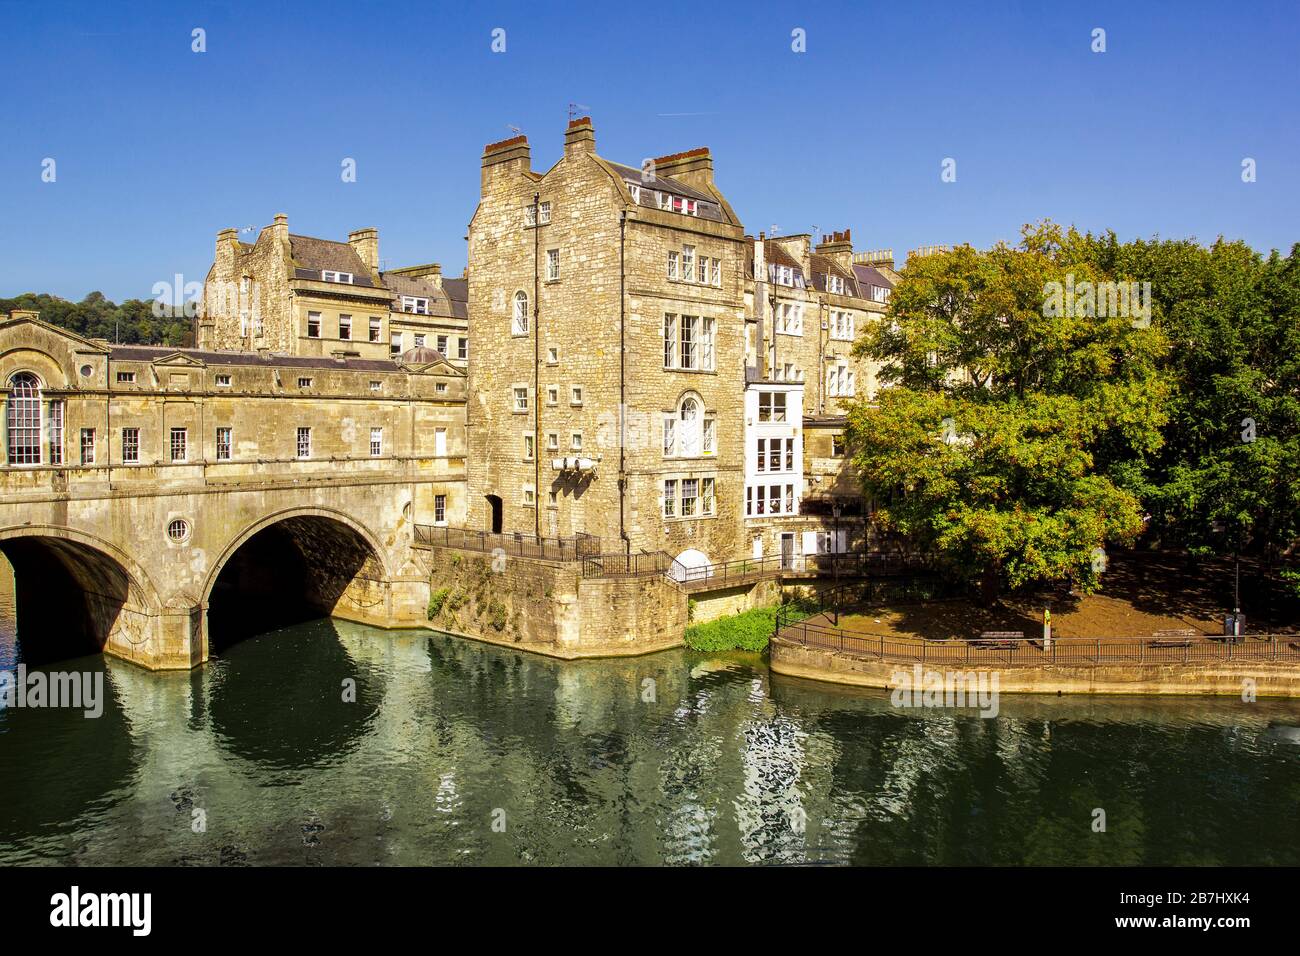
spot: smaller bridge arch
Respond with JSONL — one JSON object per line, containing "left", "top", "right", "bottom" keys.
{"left": 0, "top": 525, "right": 163, "bottom": 665}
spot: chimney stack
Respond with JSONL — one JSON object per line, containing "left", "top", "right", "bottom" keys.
{"left": 349, "top": 227, "right": 379, "bottom": 273}
{"left": 652, "top": 147, "right": 715, "bottom": 193}
{"left": 815, "top": 229, "right": 854, "bottom": 271}
{"left": 271, "top": 213, "right": 289, "bottom": 243}
{"left": 564, "top": 116, "right": 596, "bottom": 157}
{"left": 481, "top": 134, "right": 531, "bottom": 193}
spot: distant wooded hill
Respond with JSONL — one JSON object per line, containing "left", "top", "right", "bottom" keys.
{"left": 0, "top": 292, "right": 194, "bottom": 347}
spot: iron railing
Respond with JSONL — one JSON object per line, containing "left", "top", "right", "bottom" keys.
{"left": 775, "top": 619, "right": 1300, "bottom": 669}
{"left": 412, "top": 525, "right": 600, "bottom": 561}
{"left": 581, "top": 551, "right": 675, "bottom": 578}
{"left": 670, "top": 551, "right": 934, "bottom": 589}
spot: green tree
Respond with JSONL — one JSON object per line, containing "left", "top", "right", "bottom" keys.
{"left": 0, "top": 291, "right": 194, "bottom": 347}
{"left": 1076, "top": 234, "right": 1300, "bottom": 563}
{"left": 845, "top": 222, "right": 1168, "bottom": 600}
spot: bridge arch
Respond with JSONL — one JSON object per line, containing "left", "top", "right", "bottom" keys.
{"left": 202, "top": 507, "right": 392, "bottom": 650}
{"left": 0, "top": 524, "right": 161, "bottom": 663}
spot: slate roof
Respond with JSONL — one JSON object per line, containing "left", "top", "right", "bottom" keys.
{"left": 605, "top": 161, "right": 726, "bottom": 222}
{"left": 381, "top": 271, "right": 467, "bottom": 320}
{"left": 109, "top": 344, "right": 402, "bottom": 373}
{"left": 288, "top": 235, "right": 379, "bottom": 287}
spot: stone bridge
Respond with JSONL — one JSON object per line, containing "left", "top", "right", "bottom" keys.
{"left": 0, "top": 476, "right": 431, "bottom": 669}
{"left": 0, "top": 312, "right": 465, "bottom": 669}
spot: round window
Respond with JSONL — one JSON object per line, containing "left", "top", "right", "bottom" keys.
{"left": 80, "top": 365, "right": 93, "bottom": 377}
{"left": 167, "top": 518, "right": 191, "bottom": 543}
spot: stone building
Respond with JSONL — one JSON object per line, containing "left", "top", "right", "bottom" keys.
{"left": 741, "top": 229, "right": 894, "bottom": 565}
{"left": 466, "top": 118, "right": 749, "bottom": 571}
{"left": 198, "top": 215, "right": 467, "bottom": 367}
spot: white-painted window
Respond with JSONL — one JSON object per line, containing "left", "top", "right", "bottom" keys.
{"left": 546, "top": 248, "right": 560, "bottom": 281}
{"left": 48, "top": 399, "right": 63, "bottom": 465}
{"left": 513, "top": 291, "right": 529, "bottom": 335}
{"left": 369, "top": 317, "right": 382, "bottom": 342}
{"left": 370, "top": 427, "right": 383, "bottom": 457}
{"left": 662, "top": 479, "right": 677, "bottom": 518}
{"left": 322, "top": 271, "right": 354, "bottom": 284}
{"left": 80, "top": 428, "right": 94, "bottom": 465}
{"left": 216, "top": 427, "right": 232, "bottom": 461}
{"left": 434, "top": 494, "right": 447, "bottom": 525}
{"left": 296, "top": 427, "right": 311, "bottom": 459}
{"left": 121, "top": 427, "right": 139, "bottom": 464}
{"left": 667, "top": 250, "right": 679, "bottom": 280}
{"left": 216, "top": 374, "right": 232, "bottom": 387}
{"left": 170, "top": 427, "right": 187, "bottom": 462}
{"left": 6, "top": 373, "right": 41, "bottom": 465}
{"left": 758, "top": 391, "right": 787, "bottom": 422}
{"left": 308, "top": 313, "right": 321, "bottom": 337}
{"left": 401, "top": 296, "right": 429, "bottom": 315}
{"left": 339, "top": 314, "right": 352, "bottom": 340}
{"left": 513, "top": 387, "right": 529, "bottom": 413}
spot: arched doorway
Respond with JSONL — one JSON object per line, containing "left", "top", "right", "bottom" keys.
{"left": 485, "top": 495, "right": 503, "bottom": 534}
{"left": 205, "top": 512, "right": 387, "bottom": 652}
{"left": 669, "top": 548, "right": 711, "bottom": 584}
{"left": 0, "top": 530, "right": 155, "bottom": 665}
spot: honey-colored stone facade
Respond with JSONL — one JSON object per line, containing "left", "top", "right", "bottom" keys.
{"left": 466, "top": 120, "right": 749, "bottom": 568}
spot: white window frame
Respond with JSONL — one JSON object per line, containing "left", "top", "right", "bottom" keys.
{"left": 513, "top": 291, "right": 530, "bottom": 335}
{"left": 322, "top": 271, "right": 354, "bottom": 284}
{"left": 169, "top": 427, "right": 187, "bottom": 463}
{"left": 216, "top": 426, "right": 232, "bottom": 461}
{"left": 546, "top": 248, "right": 560, "bottom": 281}
{"left": 370, "top": 427, "right": 383, "bottom": 457}
{"left": 296, "top": 426, "right": 312, "bottom": 460}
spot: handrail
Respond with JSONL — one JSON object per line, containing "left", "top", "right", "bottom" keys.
{"left": 413, "top": 524, "right": 600, "bottom": 561}
{"left": 671, "top": 551, "right": 935, "bottom": 588}
{"left": 774, "top": 618, "right": 1300, "bottom": 669}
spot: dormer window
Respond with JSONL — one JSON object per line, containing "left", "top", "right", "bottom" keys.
{"left": 826, "top": 274, "right": 845, "bottom": 295}
{"left": 657, "top": 191, "right": 672, "bottom": 211}
{"left": 322, "top": 270, "right": 354, "bottom": 284}
{"left": 401, "top": 295, "right": 430, "bottom": 315}
{"left": 773, "top": 265, "right": 794, "bottom": 287}
{"left": 627, "top": 183, "right": 641, "bottom": 203}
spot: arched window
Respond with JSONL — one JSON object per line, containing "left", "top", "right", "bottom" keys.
{"left": 7, "top": 372, "right": 42, "bottom": 465}
{"left": 679, "top": 395, "right": 701, "bottom": 457}
{"left": 513, "top": 291, "right": 529, "bottom": 334}
{"left": 663, "top": 393, "right": 714, "bottom": 458}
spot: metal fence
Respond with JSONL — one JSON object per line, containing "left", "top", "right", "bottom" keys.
{"left": 581, "top": 551, "right": 675, "bottom": 578}
{"left": 775, "top": 618, "right": 1300, "bottom": 669}
{"left": 413, "top": 525, "right": 600, "bottom": 562}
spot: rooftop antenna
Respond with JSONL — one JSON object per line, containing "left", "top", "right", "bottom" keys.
{"left": 812, "top": 224, "right": 820, "bottom": 243}
{"left": 506, "top": 124, "right": 522, "bottom": 135}
{"left": 568, "top": 102, "right": 590, "bottom": 122}
{"left": 770, "top": 224, "right": 780, "bottom": 237}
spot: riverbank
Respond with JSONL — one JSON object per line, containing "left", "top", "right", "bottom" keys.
{"left": 770, "top": 632, "right": 1300, "bottom": 697}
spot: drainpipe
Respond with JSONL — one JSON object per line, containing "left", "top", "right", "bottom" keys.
{"left": 619, "top": 211, "right": 630, "bottom": 558}
{"left": 533, "top": 191, "right": 541, "bottom": 540}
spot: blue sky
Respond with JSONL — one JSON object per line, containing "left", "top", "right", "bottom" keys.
{"left": 1, "top": 0, "right": 1297, "bottom": 302}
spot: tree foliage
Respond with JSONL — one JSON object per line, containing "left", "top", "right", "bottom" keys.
{"left": 846, "top": 222, "right": 1169, "bottom": 598}
{"left": 0, "top": 291, "right": 194, "bottom": 347}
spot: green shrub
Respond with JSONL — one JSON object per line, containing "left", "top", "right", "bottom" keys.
{"left": 488, "top": 600, "right": 508, "bottom": 631}
{"left": 683, "top": 605, "right": 779, "bottom": 652}
{"left": 427, "top": 586, "right": 451, "bottom": 620}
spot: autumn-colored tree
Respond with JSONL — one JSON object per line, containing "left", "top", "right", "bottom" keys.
{"left": 846, "top": 222, "right": 1168, "bottom": 599}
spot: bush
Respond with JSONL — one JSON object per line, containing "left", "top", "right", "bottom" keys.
{"left": 427, "top": 586, "right": 452, "bottom": 620}
{"left": 488, "top": 600, "right": 508, "bottom": 631}
{"left": 683, "top": 605, "right": 779, "bottom": 652}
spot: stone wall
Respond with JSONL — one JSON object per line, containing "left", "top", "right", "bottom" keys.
{"left": 421, "top": 545, "right": 687, "bottom": 658}
{"left": 770, "top": 638, "right": 1300, "bottom": 697}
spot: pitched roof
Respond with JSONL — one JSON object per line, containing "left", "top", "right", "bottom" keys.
{"left": 380, "top": 271, "right": 467, "bottom": 320}
{"left": 108, "top": 344, "right": 403, "bottom": 373}
{"left": 288, "top": 235, "right": 378, "bottom": 286}
{"left": 603, "top": 161, "right": 726, "bottom": 222}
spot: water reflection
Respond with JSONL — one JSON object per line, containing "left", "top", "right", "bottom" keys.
{"left": 0, "top": 611, "right": 1296, "bottom": 866}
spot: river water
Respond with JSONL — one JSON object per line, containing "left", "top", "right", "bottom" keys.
{"left": 1, "top": 584, "right": 1297, "bottom": 865}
